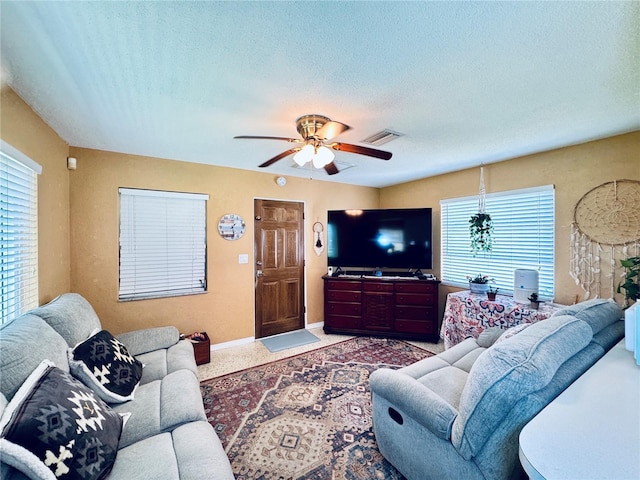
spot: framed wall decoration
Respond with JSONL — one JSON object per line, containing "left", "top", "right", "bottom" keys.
{"left": 218, "top": 214, "right": 246, "bottom": 241}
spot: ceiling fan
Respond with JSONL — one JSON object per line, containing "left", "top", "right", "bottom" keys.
{"left": 234, "top": 114, "right": 392, "bottom": 175}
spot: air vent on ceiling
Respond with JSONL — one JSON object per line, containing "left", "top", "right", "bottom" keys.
{"left": 361, "top": 129, "right": 403, "bottom": 146}
{"left": 291, "top": 159, "right": 356, "bottom": 172}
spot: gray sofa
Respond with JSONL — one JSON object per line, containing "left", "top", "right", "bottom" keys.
{"left": 370, "top": 298, "right": 624, "bottom": 480}
{"left": 0, "top": 293, "right": 234, "bottom": 480}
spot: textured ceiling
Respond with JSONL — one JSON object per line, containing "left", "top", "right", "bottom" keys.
{"left": 1, "top": 1, "right": 638, "bottom": 187}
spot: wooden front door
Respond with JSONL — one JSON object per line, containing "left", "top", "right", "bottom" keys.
{"left": 254, "top": 199, "right": 305, "bottom": 338}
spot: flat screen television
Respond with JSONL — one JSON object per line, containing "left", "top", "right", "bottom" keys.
{"left": 327, "top": 208, "right": 433, "bottom": 271}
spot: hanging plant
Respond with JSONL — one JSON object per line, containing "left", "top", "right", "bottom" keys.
{"left": 469, "top": 212, "right": 493, "bottom": 255}
{"left": 469, "top": 166, "right": 493, "bottom": 256}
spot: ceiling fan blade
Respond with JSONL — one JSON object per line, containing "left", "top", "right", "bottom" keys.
{"left": 258, "top": 148, "right": 301, "bottom": 168}
{"left": 316, "top": 121, "right": 351, "bottom": 141}
{"left": 324, "top": 162, "right": 339, "bottom": 175}
{"left": 235, "top": 135, "right": 301, "bottom": 143}
{"left": 331, "top": 143, "right": 392, "bottom": 160}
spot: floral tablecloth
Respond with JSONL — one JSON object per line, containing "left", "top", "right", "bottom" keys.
{"left": 440, "top": 291, "right": 564, "bottom": 349}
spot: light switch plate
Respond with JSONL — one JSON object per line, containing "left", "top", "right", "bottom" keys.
{"left": 238, "top": 254, "right": 249, "bottom": 264}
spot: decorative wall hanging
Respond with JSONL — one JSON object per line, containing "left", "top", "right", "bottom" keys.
{"left": 570, "top": 179, "right": 640, "bottom": 300}
{"left": 218, "top": 214, "right": 246, "bottom": 240}
{"left": 469, "top": 166, "right": 493, "bottom": 256}
{"left": 313, "top": 221, "right": 325, "bottom": 256}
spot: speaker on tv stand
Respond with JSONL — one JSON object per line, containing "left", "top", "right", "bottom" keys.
{"left": 514, "top": 269, "right": 539, "bottom": 303}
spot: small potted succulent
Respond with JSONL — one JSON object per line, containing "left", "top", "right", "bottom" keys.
{"left": 466, "top": 274, "right": 493, "bottom": 294}
{"left": 487, "top": 285, "right": 499, "bottom": 301}
{"left": 528, "top": 292, "right": 542, "bottom": 310}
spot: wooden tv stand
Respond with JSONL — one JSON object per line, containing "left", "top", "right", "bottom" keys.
{"left": 323, "top": 275, "right": 440, "bottom": 342}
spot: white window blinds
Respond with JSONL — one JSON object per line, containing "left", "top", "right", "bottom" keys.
{"left": 441, "top": 185, "right": 555, "bottom": 299}
{"left": 1, "top": 141, "right": 42, "bottom": 324}
{"left": 119, "top": 188, "right": 208, "bottom": 301}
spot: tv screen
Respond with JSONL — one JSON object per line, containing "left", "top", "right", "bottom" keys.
{"left": 327, "top": 208, "right": 432, "bottom": 270}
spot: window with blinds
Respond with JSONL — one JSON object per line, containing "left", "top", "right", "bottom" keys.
{"left": 119, "top": 188, "right": 208, "bottom": 301}
{"left": 441, "top": 185, "right": 555, "bottom": 299}
{"left": 1, "top": 141, "right": 42, "bottom": 324}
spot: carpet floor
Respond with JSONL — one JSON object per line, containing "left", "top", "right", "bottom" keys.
{"left": 200, "top": 336, "right": 433, "bottom": 479}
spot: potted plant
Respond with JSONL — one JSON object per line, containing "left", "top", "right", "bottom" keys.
{"left": 617, "top": 256, "right": 640, "bottom": 307}
{"left": 469, "top": 212, "right": 493, "bottom": 256}
{"left": 528, "top": 293, "right": 542, "bottom": 310}
{"left": 487, "top": 286, "right": 499, "bottom": 301}
{"left": 466, "top": 274, "right": 493, "bottom": 294}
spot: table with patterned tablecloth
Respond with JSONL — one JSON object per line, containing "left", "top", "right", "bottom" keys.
{"left": 440, "top": 291, "right": 563, "bottom": 349}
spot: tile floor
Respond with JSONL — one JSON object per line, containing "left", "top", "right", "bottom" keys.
{"left": 197, "top": 327, "right": 445, "bottom": 381}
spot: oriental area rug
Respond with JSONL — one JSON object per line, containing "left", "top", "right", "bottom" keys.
{"left": 200, "top": 337, "right": 433, "bottom": 480}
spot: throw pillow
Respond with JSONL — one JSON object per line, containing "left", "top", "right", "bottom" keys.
{"left": 69, "top": 330, "right": 143, "bottom": 404}
{"left": 0, "top": 360, "right": 122, "bottom": 480}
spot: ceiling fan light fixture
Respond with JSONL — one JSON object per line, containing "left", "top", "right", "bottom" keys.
{"left": 293, "top": 144, "right": 314, "bottom": 166}
{"left": 313, "top": 146, "right": 334, "bottom": 168}
{"left": 236, "top": 114, "right": 391, "bottom": 174}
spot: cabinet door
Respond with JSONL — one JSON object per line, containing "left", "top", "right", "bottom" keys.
{"left": 362, "top": 292, "right": 394, "bottom": 331}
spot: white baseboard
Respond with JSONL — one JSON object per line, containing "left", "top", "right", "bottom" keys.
{"left": 210, "top": 336, "right": 255, "bottom": 351}
{"left": 306, "top": 321, "right": 324, "bottom": 330}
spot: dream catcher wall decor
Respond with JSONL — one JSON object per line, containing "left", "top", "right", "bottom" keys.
{"left": 313, "top": 222, "right": 324, "bottom": 256}
{"left": 570, "top": 179, "right": 640, "bottom": 300}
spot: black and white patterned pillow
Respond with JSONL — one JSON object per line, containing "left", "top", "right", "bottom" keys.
{"left": 69, "top": 330, "right": 143, "bottom": 404}
{"left": 0, "top": 361, "right": 122, "bottom": 480}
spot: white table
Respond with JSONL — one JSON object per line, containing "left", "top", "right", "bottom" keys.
{"left": 519, "top": 340, "right": 640, "bottom": 479}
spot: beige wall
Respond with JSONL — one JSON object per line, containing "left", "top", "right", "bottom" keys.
{"left": 68, "top": 148, "right": 379, "bottom": 341}
{"left": 380, "top": 131, "right": 640, "bottom": 308}
{"left": 0, "top": 86, "right": 71, "bottom": 302}
{"left": 4, "top": 84, "right": 639, "bottom": 343}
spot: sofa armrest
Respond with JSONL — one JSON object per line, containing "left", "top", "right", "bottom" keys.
{"left": 116, "top": 326, "right": 180, "bottom": 356}
{"left": 370, "top": 367, "right": 458, "bottom": 440}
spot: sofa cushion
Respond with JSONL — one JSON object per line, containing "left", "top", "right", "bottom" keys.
{"left": 0, "top": 361, "right": 122, "bottom": 480}
{"left": 418, "top": 366, "right": 468, "bottom": 409}
{"left": 552, "top": 298, "right": 622, "bottom": 335}
{"left": 135, "top": 340, "right": 198, "bottom": 384}
{"left": 110, "top": 369, "right": 206, "bottom": 448}
{"left": 69, "top": 330, "right": 143, "bottom": 404}
{"left": 399, "top": 338, "right": 485, "bottom": 387}
{"left": 115, "top": 326, "right": 179, "bottom": 357}
{"left": 29, "top": 294, "right": 101, "bottom": 347}
{"left": 0, "top": 315, "right": 69, "bottom": 401}
{"left": 109, "top": 422, "right": 235, "bottom": 480}
{"left": 452, "top": 315, "right": 593, "bottom": 460}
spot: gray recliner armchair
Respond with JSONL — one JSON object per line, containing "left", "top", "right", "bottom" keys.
{"left": 370, "top": 299, "right": 623, "bottom": 480}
